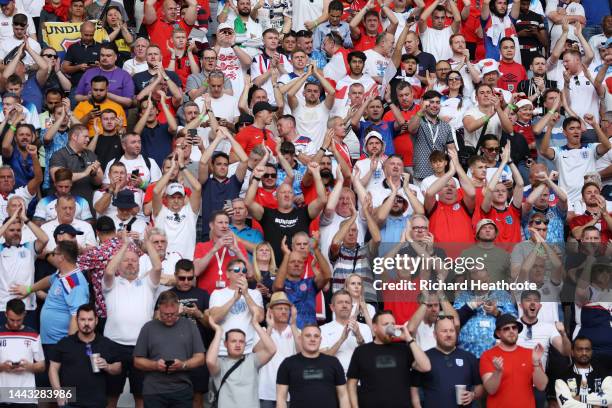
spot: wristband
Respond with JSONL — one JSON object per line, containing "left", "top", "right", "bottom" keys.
{"left": 9, "top": 125, "right": 16, "bottom": 132}
{"left": 507, "top": 103, "right": 517, "bottom": 110}
{"left": 319, "top": 147, "right": 326, "bottom": 152}
{"left": 252, "top": 176, "right": 261, "bottom": 182}
{"left": 548, "top": 109, "right": 556, "bottom": 115}
{"left": 507, "top": 160, "right": 513, "bottom": 165}
{"left": 198, "top": 113, "right": 208, "bottom": 121}
{"left": 406, "top": 339, "right": 415, "bottom": 346}
{"left": 179, "top": 166, "right": 186, "bottom": 171}
{"left": 483, "top": 115, "right": 490, "bottom": 123}
{"left": 417, "top": 111, "right": 424, "bottom": 117}
{"left": 26, "top": 286, "right": 32, "bottom": 295}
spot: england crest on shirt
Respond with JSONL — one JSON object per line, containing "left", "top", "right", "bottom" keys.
{"left": 456, "top": 358, "right": 464, "bottom": 367}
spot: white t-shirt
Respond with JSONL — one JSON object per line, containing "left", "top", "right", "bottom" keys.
{"left": 566, "top": 71, "right": 600, "bottom": 129}
{"left": 370, "top": 182, "right": 425, "bottom": 211}
{"left": 292, "top": 100, "right": 330, "bottom": 150}
{"left": 354, "top": 158, "right": 385, "bottom": 190}
{"left": 103, "top": 275, "right": 158, "bottom": 345}
{"left": 319, "top": 319, "right": 372, "bottom": 373}
{"left": 463, "top": 106, "right": 503, "bottom": 147}
{"left": 0, "top": 36, "right": 40, "bottom": 66}
{"left": 320, "top": 212, "right": 366, "bottom": 263}
{"left": 420, "top": 26, "right": 454, "bottom": 62}
{"left": 250, "top": 53, "right": 292, "bottom": 105}
{"left": 41, "top": 219, "right": 97, "bottom": 251}
{"left": 0, "top": 327, "right": 43, "bottom": 401}
{"left": 92, "top": 187, "right": 146, "bottom": 221}
{"left": 0, "top": 13, "right": 35, "bottom": 41}
{"left": 546, "top": 0, "right": 585, "bottom": 51}
{"left": 153, "top": 205, "right": 198, "bottom": 260}
{"left": 217, "top": 47, "right": 245, "bottom": 100}
{"left": 122, "top": 59, "right": 148, "bottom": 76}
{"left": 0, "top": 242, "right": 36, "bottom": 311}
{"left": 331, "top": 74, "right": 376, "bottom": 117}
{"left": 194, "top": 94, "right": 239, "bottom": 146}
{"left": 517, "top": 319, "right": 561, "bottom": 368}
{"left": 439, "top": 96, "right": 473, "bottom": 131}
{"left": 551, "top": 143, "right": 599, "bottom": 204}
{"left": 363, "top": 49, "right": 390, "bottom": 80}
{"left": 258, "top": 325, "right": 298, "bottom": 401}
{"left": 415, "top": 321, "right": 435, "bottom": 351}
{"left": 209, "top": 287, "right": 264, "bottom": 356}
{"left": 103, "top": 155, "right": 162, "bottom": 186}
{"left": 139, "top": 251, "right": 182, "bottom": 283}
{"left": 291, "top": 0, "right": 323, "bottom": 31}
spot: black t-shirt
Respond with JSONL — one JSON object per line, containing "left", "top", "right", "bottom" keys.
{"left": 277, "top": 353, "right": 346, "bottom": 408}
{"left": 94, "top": 134, "right": 124, "bottom": 170}
{"left": 156, "top": 287, "right": 212, "bottom": 347}
{"left": 49, "top": 334, "right": 121, "bottom": 408}
{"left": 515, "top": 10, "right": 545, "bottom": 48}
{"left": 347, "top": 342, "right": 415, "bottom": 408}
{"left": 260, "top": 206, "right": 312, "bottom": 262}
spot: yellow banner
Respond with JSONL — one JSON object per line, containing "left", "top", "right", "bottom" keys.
{"left": 43, "top": 20, "right": 109, "bottom": 54}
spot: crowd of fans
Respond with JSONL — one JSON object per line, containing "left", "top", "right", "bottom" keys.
{"left": 0, "top": 0, "right": 610, "bottom": 406}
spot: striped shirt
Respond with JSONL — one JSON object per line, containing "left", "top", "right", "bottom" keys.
{"left": 329, "top": 244, "right": 377, "bottom": 303}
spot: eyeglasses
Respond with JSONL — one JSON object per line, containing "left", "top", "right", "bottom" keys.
{"left": 448, "top": 76, "right": 462, "bottom": 82}
{"left": 394, "top": 196, "right": 405, "bottom": 203}
{"left": 531, "top": 219, "right": 549, "bottom": 226}
{"left": 177, "top": 276, "right": 194, "bottom": 281}
{"left": 484, "top": 147, "right": 500, "bottom": 153}
{"left": 263, "top": 173, "right": 277, "bottom": 179}
{"left": 437, "top": 314, "right": 453, "bottom": 320}
{"left": 219, "top": 29, "right": 233, "bottom": 35}
{"left": 43, "top": 54, "right": 58, "bottom": 59}
{"left": 501, "top": 325, "right": 519, "bottom": 332}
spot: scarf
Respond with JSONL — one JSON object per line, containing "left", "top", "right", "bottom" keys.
{"left": 43, "top": 0, "right": 71, "bottom": 22}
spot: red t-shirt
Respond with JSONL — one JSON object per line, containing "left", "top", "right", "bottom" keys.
{"left": 480, "top": 204, "right": 522, "bottom": 243}
{"left": 255, "top": 187, "right": 278, "bottom": 209}
{"left": 513, "top": 122, "right": 537, "bottom": 158}
{"left": 428, "top": 190, "right": 475, "bottom": 245}
{"left": 383, "top": 104, "right": 419, "bottom": 166}
{"left": 569, "top": 213, "right": 612, "bottom": 243}
{"left": 353, "top": 26, "right": 381, "bottom": 52}
{"left": 480, "top": 346, "right": 536, "bottom": 408}
{"left": 234, "top": 125, "right": 277, "bottom": 156}
{"left": 163, "top": 53, "right": 200, "bottom": 87}
{"left": 497, "top": 61, "right": 527, "bottom": 92}
{"left": 146, "top": 18, "right": 192, "bottom": 62}
{"left": 194, "top": 241, "right": 249, "bottom": 294}
{"left": 383, "top": 278, "right": 420, "bottom": 325}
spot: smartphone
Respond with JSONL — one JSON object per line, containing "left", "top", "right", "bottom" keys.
{"left": 224, "top": 199, "right": 232, "bottom": 208}
{"left": 164, "top": 360, "right": 174, "bottom": 367}
{"left": 87, "top": 61, "right": 98, "bottom": 66}
{"left": 187, "top": 128, "right": 198, "bottom": 144}
{"left": 184, "top": 302, "right": 195, "bottom": 308}
{"left": 92, "top": 104, "right": 100, "bottom": 112}
{"left": 131, "top": 169, "right": 140, "bottom": 178}
{"left": 11, "top": 362, "right": 20, "bottom": 367}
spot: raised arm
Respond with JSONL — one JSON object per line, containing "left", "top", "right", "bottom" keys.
{"left": 152, "top": 157, "right": 177, "bottom": 217}
{"left": 104, "top": 238, "right": 128, "bottom": 288}
{"left": 244, "top": 165, "right": 265, "bottom": 220}
{"left": 307, "top": 162, "right": 329, "bottom": 219}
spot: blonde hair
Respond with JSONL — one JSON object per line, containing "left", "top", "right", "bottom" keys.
{"left": 343, "top": 273, "right": 364, "bottom": 298}
{"left": 253, "top": 241, "right": 278, "bottom": 282}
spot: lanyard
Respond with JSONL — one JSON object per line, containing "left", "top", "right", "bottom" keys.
{"left": 214, "top": 247, "right": 227, "bottom": 278}
{"left": 426, "top": 119, "right": 439, "bottom": 145}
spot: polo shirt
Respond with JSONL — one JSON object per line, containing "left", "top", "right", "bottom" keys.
{"left": 63, "top": 41, "right": 103, "bottom": 86}
{"left": 40, "top": 269, "right": 89, "bottom": 344}
{"left": 73, "top": 98, "right": 127, "bottom": 137}
{"left": 412, "top": 117, "right": 455, "bottom": 179}
{"left": 75, "top": 67, "right": 135, "bottom": 100}
{"left": 48, "top": 333, "right": 121, "bottom": 407}
{"left": 413, "top": 347, "right": 481, "bottom": 408}
{"left": 48, "top": 145, "right": 100, "bottom": 204}
{"left": 234, "top": 125, "right": 277, "bottom": 156}
{"left": 259, "top": 325, "right": 298, "bottom": 401}
{"left": 103, "top": 275, "right": 158, "bottom": 346}
{"left": 230, "top": 224, "right": 264, "bottom": 249}
{"left": 0, "top": 242, "right": 37, "bottom": 311}
{"left": 201, "top": 175, "right": 242, "bottom": 238}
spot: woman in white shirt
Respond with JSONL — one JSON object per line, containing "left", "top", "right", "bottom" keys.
{"left": 344, "top": 273, "right": 375, "bottom": 334}
{"left": 439, "top": 70, "right": 473, "bottom": 132}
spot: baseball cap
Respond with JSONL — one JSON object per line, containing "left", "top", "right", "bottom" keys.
{"left": 476, "top": 218, "right": 498, "bottom": 235}
{"left": 165, "top": 182, "right": 185, "bottom": 197}
{"left": 364, "top": 130, "right": 384, "bottom": 144}
{"left": 217, "top": 22, "right": 234, "bottom": 32}
{"left": 479, "top": 58, "right": 500, "bottom": 76}
{"left": 95, "top": 216, "right": 116, "bottom": 233}
{"left": 53, "top": 224, "right": 84, "bottom": 239}
{"left": 252, "top": 101, "right": 278, "bottom": 116}
{"left": 494, "top": 314, "right": 523, "bottom": 339}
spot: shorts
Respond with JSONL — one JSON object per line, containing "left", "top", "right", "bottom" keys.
{"left": 106, "top": 343, "right": 145, "bottom": 396}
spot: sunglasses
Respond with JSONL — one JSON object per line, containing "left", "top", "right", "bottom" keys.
{"left": 484, "top": 147, "right": 500, "bottom": 153}
{"left": 574, "top": 75, "right": 580, "bottom": 86}
{"left": 531, "top": 219, "right": 549, "bottom": 226}
{"left": 177, "top": 276, "right": 194, "bottom": 281}
{"left": 13, "top": 23, "right": 26, "bottom": 28}
{"left": 232, "top": 267, "right": 247, "bottom": 274}
{"left": 448, "top": 76, "right": 462, "bottom": 82}
{"left": 263, "top": 173, "right": 277, "bottom": 179}
{"left": 501, "top": 325, "right": 519, "bottom": 332}
{"left": 43, "top": 54, "right": 58, "bottom": 59}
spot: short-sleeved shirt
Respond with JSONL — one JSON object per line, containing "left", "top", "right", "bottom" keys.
{"left": 413, "top": 347, "right": 481, "bottom": 408}
{"left": 140, "top": 124, "right": 174, "bottom": 169}
{"left": 550, "top": 144, "right": 599, "bottom": 204}
{"left": 132, "top": 70, "right": 182, "bottom": 95}
{"left": 0, "top": 242, "right": 37, "bottom": 311}
{"left": 194, "top": 241, "right": 249, "bottom": 294}
{"left": 283, "top": 277, "right": 318, "bottom": 329}
{"left": 40, "top": 269, "right": 89, "bottom": 344}
{"left": 358, "top": 120, "right": 396, "bottom": 156}
{"left": 234, "top": 125, "right": 278, "bottom": 156}
{"left": 480, "top": 345, "right": 536, "bottom": 408}
{"left": 49, "top": 334, "right": 121, "bottom": 407}
{"left": 497, "top": 60, "right": 528, "bottom": 92}
{"left": 570, "top": 212, "right": 611, "bottom": 243}
{"left": 63, "top": 41, "right": 102, "bottom": 86}
{"left": 412, "top": 117, "right": 455, "bottom": 179}
{"left": 479, "top": 204, "right": 522, "bottom": 243}
{"left": 154, "top": 205, "right": 198, "bottom": 260}
{"left": 259, "top": 206, "right": 312, "bottom": 262}
{"left": 73, "top": 98, "right": 127, "bottom": 137}
{"left": 213, "top": 353, "right": 262, "bottom": 408}
{"left": 75, "top": 67, "right": 135, "bottom": 100}
{"left": 201, "top": 175, "right": 243, "bottom": 238}
{"left": 146, "top": 18, "right": 192, "bottom": 62}
{"left": 33, "top": 194, "right": 93, "bottom": 222}
{"left": 0, "top": 325, "right": 43, "bottom": 397}
{"left": 277, "top": 353, "right": 346, "bottom": 408}
{"left": 320, "top": 320, "right": 373, "bottom": 373}
{"left": 347, "top": 342, "right": 415, "bottom": 407}
{"left": 428, "top": 194, "right": 474, "bottom": 245}
{"left": 133, "top": 318, "right": 205, "bottom": 395}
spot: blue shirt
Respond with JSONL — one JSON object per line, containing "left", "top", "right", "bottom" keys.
{"left": 201, "top": 175, "right": 242, "bottom": 238}
{"left": 522, "top": 205, "right": 566, "bottom": 245}
{"left": 230, "top": 224, "right": 264, "bottom": 254}
{"left": 40, "top": 128, "right": 69, "bottom": 190}
{"left": 140, "top": 124, "right": 173, "bottom": 168}
{"left": 277, "top": 161, "right": 307, "bottom": 197}
{"left": 40, "top": 269, "right": 89, "bottom": 344}
{"left": 313, "top": 22, "right": 353, "bottom": 51}
{"left": 454, "top": 290, "right": 516, "bottom": 358}
{"left": 4, "top": 147, "right": 33, "bottom": 189}
{"left": 380, "top": 215, "right": 410, "bottom": 255}
{"left": 413, "top": 347, "right": 482, "bottom": 408}
{"left": 358, "top": 121, "right": 396, "bottom": 156}
{"left": 283, "top": 277, "right": 317, "bottom": 329}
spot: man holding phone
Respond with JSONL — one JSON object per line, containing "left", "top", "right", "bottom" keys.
{"left": 74, "top": 76, "right": 127, "bottom": 137}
